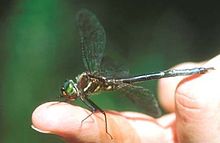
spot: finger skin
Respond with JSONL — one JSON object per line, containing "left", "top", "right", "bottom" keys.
{"left": 158, "top": 55, "right": 220, "bottom": 143}
{"left": 32, "top": 102, "right": 136, "bottom": 143}
{"left": 32, "top": 102, "right": 176, "bottom": 143}
{"left": 158, "top": 62, "right": 206, "bottom": 112}
{"left": 175, "top": 55, "right": 220, "bottom": 143}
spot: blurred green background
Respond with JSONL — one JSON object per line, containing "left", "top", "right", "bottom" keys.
{"left": 0, "top": 0, "right": 219, "bottom": 142}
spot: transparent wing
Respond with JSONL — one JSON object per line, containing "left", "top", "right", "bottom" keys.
{"left": 99, "top": 57, "right": 129, "bottom": 78}
{"left": 76, "top": 9, "right": 106, "bottom": 72}
{"left": 119, "top": 84, "right": 162, "bottom": 117}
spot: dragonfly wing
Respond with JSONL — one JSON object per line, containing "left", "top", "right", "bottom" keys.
{"left": 120, "top": 84, "right": 162, "bottom": 117}
{"left": 99, "top": 56, "right": 129, "bottom": 78}
{"left": 76, "top": 9, "right": 106, "bottom": 72}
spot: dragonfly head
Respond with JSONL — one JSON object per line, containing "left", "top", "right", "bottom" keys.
{"left": 60, "top": 79, "right": 78, "bottom": 100}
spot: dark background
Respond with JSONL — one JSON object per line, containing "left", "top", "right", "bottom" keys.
{"left": 0, "top": 0, "right": 219, "bottom": 142}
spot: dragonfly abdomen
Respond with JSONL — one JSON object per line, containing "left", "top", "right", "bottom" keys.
{"left": 114, "top": 72, "right": 164, "bottom": 84}
{"left": 114, "top": 67, "right": 214, "bottom": 84}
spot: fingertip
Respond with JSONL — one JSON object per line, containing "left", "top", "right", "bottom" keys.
{"left": 32, "top": 102, "right": 106, "bottom": 141}
{"left": 158, "top": 62, "right": 203, "bottom": 113}
{"left": 158, "top": 77, "right": 180, "bottom": 112}
{"left": 31, "top": 102, "right": 135, "bottom": 142}
{"left": 32, "top": 102, "right": 83, "bottom": 136}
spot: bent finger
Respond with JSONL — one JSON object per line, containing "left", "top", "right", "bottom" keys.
{"left": 158, "top": 62, "right": 206, "bottom": 112}
{"left": 175, "top": 55, "right": 220, "bottom": 143}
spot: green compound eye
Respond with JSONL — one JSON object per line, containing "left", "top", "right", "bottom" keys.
{"left": 66, "top": 83, "right": 73, "bottom": 94}
{"left": 63, "top": 80, "right": 77, "bottom": 96}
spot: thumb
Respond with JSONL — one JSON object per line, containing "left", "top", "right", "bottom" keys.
{"left": 175, "top": 55, "right": 220, "bottom": 143}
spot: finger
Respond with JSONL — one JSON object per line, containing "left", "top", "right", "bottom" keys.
{"left": 120, "top": 112, "right": 177, "bottom": 143}
{"left": 32, "top": 102, "right": 122, "bottom": 142}
{"left": 175, "top": 55, "right": 220, "bottom": 143}
{"left": 158, "top": 62, "right": 206, "bottom": 112}
{"left": 32, "top": 102, "right": 175, "bottom": 143}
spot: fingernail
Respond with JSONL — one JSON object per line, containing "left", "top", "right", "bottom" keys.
{"left": 31, "top": 125, "right": 51, "bottom": 134}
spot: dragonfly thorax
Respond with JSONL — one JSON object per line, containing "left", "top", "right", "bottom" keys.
{"left": 76, "top": 72, "right": 104, "bottom": 94}
{"left": 76, "top": 72, "right": 119, "bottom": 95}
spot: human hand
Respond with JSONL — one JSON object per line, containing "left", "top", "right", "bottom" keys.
{"left": 32, "top": 55, "right": 220, "bottom": 143}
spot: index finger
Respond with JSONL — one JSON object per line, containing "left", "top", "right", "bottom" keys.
{"left": 32, "top": 102, "right": 174, "bottom": 143}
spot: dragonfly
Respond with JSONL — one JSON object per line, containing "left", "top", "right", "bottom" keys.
{"left": 60, "top": 9, "right": 214, "bottom": 139}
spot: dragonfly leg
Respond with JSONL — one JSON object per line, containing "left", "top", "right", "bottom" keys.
{"left": 80, "top": 97, "right": 113, "bottom": 139}
{"left": 80, "top": 97, "right": 97, "bottom": 123}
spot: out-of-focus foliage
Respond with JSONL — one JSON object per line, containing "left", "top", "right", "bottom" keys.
{"left": 0, "top": 0, "right": 219, "bottom": 142}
